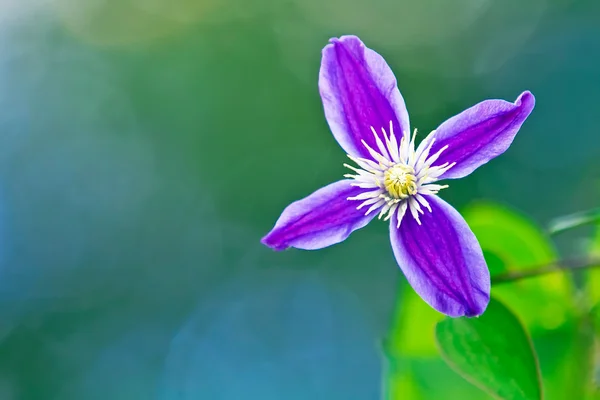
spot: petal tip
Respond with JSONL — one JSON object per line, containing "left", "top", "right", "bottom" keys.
{"left": 260, "top": 233, "right": 288, "bottom": 251}
{"left": 463, "top": 294, "right": 490, "bottom": 318}
{"left": 442, "top": 297, "right": 489, "bottom": 318}
{"left": 329, "top": 35, "right": 358, "bottom": 42}
{"left": 516, "top": 90, "right": 535, "bottom": 109}
{"left": 327, "top": 35, "right": 363, "bottom": 49}
{"left": 322, "top": 37, "right": 346, "bottom": 56}
{"left": 520, "top": 89, "right": 534, "bottom": 97}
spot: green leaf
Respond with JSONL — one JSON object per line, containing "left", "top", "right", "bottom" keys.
{"left": 548, "top": 208, "right": 600, "bottom": 235}
{"left": 463, "top": 201, "right": 574, "bottom": 332}
{"left": 435, "top": 298, "right": 542, "bottom": 400}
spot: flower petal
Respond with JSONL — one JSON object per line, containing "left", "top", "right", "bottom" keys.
{"left": 427, "top": 91, "right": 535, "bottom": 180}
{"left": 319, "top": 35, "right": 410, "bottom": 160}
{"left": 389, "top": 195, "right": 490, "bottom": 317}
{"left": 261, "top": 180, "right": 376, "bottom": 251}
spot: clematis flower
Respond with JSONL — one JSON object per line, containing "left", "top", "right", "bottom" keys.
{"left": 261, "top": 35, "right": 535, "bottom": 317}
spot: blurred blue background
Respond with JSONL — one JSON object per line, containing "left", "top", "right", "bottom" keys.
{"left": 0, "top": 0, "right": 599, "bottom": 398}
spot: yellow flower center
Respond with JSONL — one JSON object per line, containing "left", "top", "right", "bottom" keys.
{"left": 384, "top": 164, "right": 417, "bottom": 199}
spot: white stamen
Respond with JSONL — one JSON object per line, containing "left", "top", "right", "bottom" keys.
{"left": 384, "top": 121, "right": 401, "bottom": 163}
{"left": 399, "top": 136, "right": 408, "bottom": 164}
{"left": 344, "top": 121, "right": 455, "bottom": 225}
{"left": 350, "top": 182, "right": 382, "bottom": 189}
{"left": 378, "top": 201, "right": 394, "bottom": 220}
{"left": 361, "top": 140, "right": 391, "bottom": 166}
{"left": 409, "top": 196, "right": 424, "bottom": 215}
{"left": 415, "top": 193, "right": 432, "bottom": 213}
{"left": 423, "top": 145, "right": 449, "bottom": 168}
{"left": 347, "top": 190, "right": 383, "bottom": 201}
{"left": 383, "top": 203, "right": 399, "bottom": 221}
{"left": 370, "top": 127, "right": 391, "bottom": 161}
{"left": 343, "top": 163, "right": 363, "bottom": 175}
{"left": 347, "top": 155, "right": 381, "bottom": 173}
{"left": 414, "top": 137, "right": 436, "bottom": 172}
{"left": 408, "top": 128, "right": 418, "bottom": 164}
{"left": 396, "top": 202, "right": 408, "bottom": 228}
{"left": 400, "top": 126, "right": 411, "bottom": 162}
{"left": 356, "top": 196, "right": 384, "bottom": 210}
{"left": 409, "top": 197, "right": 422, "bottom": 225}
{"left": 418, "top": 184, "right": 449, "bottom": 195}
{"left": 365, "top": 199, "right": 386, "bottom": 215}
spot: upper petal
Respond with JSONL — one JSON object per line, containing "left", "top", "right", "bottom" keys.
{"left": 261, "top": 180, "right": 376, "bottom": 251}
{"left": 319, "top": 35, "right": 410, "bottom": 160}
{"left": 390, "top": 195, "right": 490, "bottom": 317}
{"left": 426, "top": 91, "right": 535, "bottom": 180}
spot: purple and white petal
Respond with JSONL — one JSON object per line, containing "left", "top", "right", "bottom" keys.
{"left": 319, "top": 35, "right": 410, "bottom": 160}
{"left": 390, "top": 195, "right": 490, "bottom": 317}
{"left": 261, "top": 180, "right": 377, "bottom": 251}
{"left": 426, "top": 91, "right": 535, "bottom": 180}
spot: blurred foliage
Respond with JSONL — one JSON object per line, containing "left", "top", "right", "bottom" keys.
{"left": 54, "top": 0, "right": 220, "bottom": 46}
{"left": 462, "top": 202, "right": 574, "bottom": 333}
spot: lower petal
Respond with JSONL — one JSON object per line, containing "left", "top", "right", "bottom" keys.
{"left": 390, "top": 195, "right": 490, "bottom": 317}
{"left": 261, "top": 180, "right": 376, "bottom": 251}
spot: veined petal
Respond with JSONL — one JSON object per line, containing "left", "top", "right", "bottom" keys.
{"left": 389, "top": 195, "right": 490, "bottom": 317}
{"left": 319, "top": 35, "right": 410, "bottom": 160}
{"left": 427, "top": 91, "right": 535, "bottom": 180}
{"left": 261, "top": 180, "right": 376, "bottom": 251}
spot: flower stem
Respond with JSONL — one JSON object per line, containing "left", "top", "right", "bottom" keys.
{"left": 491, "top": 257, "right": 600, "bottom": 285}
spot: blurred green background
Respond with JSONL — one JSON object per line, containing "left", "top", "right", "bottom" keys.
{"left": 0, "top": 0, "right": 599, "bottom": 398}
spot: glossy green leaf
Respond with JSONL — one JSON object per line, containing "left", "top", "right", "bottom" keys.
{"left": 463, "top": 201, "right": 574, "bottom": 332}
{"left": 435, "top": 298, "right": 542, "bottom": 400}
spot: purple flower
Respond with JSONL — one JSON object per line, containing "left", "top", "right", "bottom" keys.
{"left": 261, "top": 35, "right": 535, "bottom": 317}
